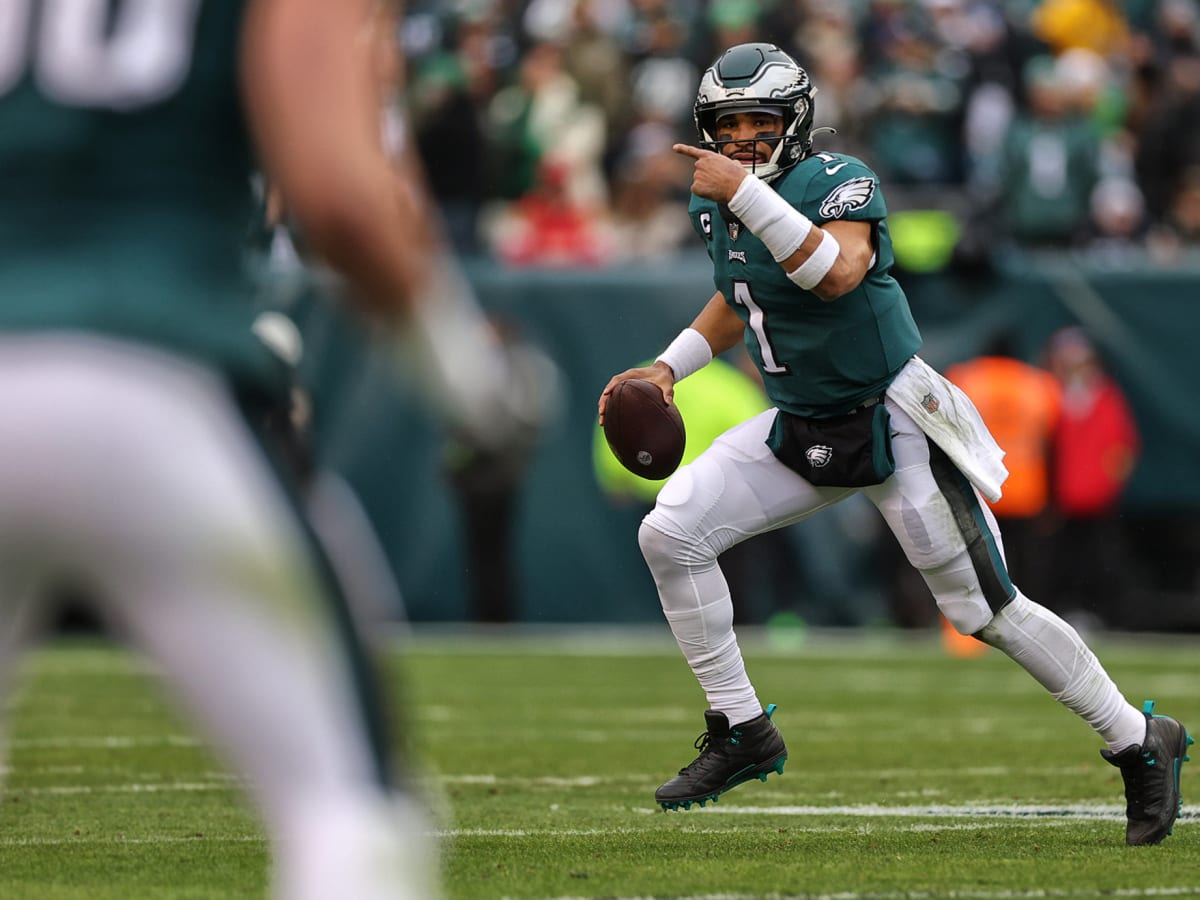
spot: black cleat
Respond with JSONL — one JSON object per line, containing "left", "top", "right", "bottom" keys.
{"left": 1101, "top": 700, "right": 1194, "bottom": 846}
{"left": 655, "top": 703, "right": 787, "bottom": 811}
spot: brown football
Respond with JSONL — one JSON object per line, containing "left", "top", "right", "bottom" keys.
{"left": 602, "top": 379, "right": 686, "bottom": 480}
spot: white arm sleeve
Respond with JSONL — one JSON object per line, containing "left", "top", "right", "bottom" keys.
{"left": 726, "top": 175, "right": 813, "bottom": 262}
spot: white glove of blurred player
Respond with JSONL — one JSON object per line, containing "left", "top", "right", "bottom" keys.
{"left": 400, "top": 260, "right": 525, "bottom": 452}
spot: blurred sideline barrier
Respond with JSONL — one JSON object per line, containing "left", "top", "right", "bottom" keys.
{"left": 303, "top": 251, "right": 1200, "bottom": 629}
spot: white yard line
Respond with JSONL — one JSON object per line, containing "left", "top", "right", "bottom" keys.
{"left": 520, "top": 890, "right": 1200, "bottom": 900}
{"left": 7, "top": 766, "right": 1194, "bottom": 827}
{"left": 439, "top": 821, "right": 1082, "bottom": 838}
{"left": 441, "top": 798, "right": 1200, "bottom": 831}
{"left": 429, "top": 768, "right": 1111, "bottom": 786}
{"left": 684, "top": 802, "right": 1200, "bottom": 822}
{"left": 10, "top": 781, "right": 235, "bottom": 796}
{"left": 0, "top": 834, "right": 265, "bottom": 847}
{"left": 8, "top": 735, "right": 200, "bottom": 749}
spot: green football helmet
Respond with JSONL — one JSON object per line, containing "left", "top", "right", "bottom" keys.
{"left": 694, "top": 43, "right": 817, "bottom": 183}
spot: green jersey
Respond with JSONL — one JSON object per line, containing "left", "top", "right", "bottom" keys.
{"left": 0, "top": 0, "right": 286, "bottom": 395}
{"left": 689, "top": 151, "right": 922, "bottom": 417}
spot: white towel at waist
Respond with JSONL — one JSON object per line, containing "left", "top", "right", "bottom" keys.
{"left": 887, "top": 356, "right": 1009, "bottom": 502}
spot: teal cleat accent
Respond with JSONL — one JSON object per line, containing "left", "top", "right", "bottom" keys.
{"left": 1103, "top": 699, "right": 1193, "bottom": 845}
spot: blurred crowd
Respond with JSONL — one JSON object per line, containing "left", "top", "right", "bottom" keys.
{"left": 942, "top": 325, "right": 1143, "bottom": 631}
{"left": 400, "top": 0, "right": 1200, "bottom": 268}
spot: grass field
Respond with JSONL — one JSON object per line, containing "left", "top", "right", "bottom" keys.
{"left": 0, "top": 626, "right": 1198, "bottom": 899}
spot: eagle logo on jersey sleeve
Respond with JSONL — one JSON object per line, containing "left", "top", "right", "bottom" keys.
{"left": 819, "top": 177, "right": 876, "bottom": 219}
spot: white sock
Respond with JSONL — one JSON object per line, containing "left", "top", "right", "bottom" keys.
{"left": 977, "top": 592, "right": 1147, "bottom": 752}
{"left": 641, "top": 523, "right": 762, "bottom": 724}
{"left": 276, "top": 794, "right": 438, "bottom": 900}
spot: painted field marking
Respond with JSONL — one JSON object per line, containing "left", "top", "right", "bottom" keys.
{"left": 440, "top": 801, "right": 1200, "bottom": 832}
{"left": 438, "top": 821, "right": 1083, "bottom": 838}
{"left": 688, "top": 803, "right": 1200, "bottom": 822}
{"left": 522, "top": 889, "right": 1200, "bottom": 900}
{"left": 9, "top": 781, "right": 236, "bottom": 796}
{"left": 430, "top": 768, "right": 1115, "bottom": 786}
{"left": 8, "top": 735, "right": 200, "bottom": 749}
{"left": 0, "top": 834, "right": 265, "bottom": 847}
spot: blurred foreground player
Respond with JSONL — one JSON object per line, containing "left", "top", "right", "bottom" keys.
{"left": 599, "top": 42, "right": 1191, "bottom": 845}
{"left": 0, "top": 1, "right": 515, "bottom": 897}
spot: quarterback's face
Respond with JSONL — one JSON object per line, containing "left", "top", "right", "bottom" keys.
{"left": 714, "top": 111, "right": 784, "bottom": 166}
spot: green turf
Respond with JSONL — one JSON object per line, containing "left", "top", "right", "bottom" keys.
{"left": 0, "top": 628, "right": 1198, "bottom": 898}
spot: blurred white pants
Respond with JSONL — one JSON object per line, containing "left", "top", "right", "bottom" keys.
{"left": 0, "top": 334, "right": 433, "bottom": 900}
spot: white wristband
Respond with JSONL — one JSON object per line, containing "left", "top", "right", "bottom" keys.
{"left": 787, "top": 229, "right": 841, "bottom": 290}
{"left": 656, "top": 328, "right": 712, "bottom": 382}
{"left": 726, "top": 174, "right": 812, "bottom": 262}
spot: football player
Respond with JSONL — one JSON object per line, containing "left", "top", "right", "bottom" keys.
{"left": 598, "top": 42, "right": 1191, "bottom": 845}
{"left": 0, "top": 1, "right": 514, "bottom": 897}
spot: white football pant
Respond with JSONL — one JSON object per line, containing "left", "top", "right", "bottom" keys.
{"left": 0, "top": 334, "right": 435, "bottom": 900}
{"left": 640, "top": 396, "right": 1146, "bottom": 752}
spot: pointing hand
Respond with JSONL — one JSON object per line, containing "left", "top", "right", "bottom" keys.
{"left": 673, "top": 143, "right": 748, "bottom": 204}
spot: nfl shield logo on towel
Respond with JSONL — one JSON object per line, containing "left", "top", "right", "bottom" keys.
{"left": 921, "top": 392, "right": 940, "bottom": 414}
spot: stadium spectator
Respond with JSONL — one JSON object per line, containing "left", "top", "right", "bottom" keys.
{"left": 1044, "top": 327, "right": 1142, "bottom": 627}
{"left": 485, "top": 158, "right": 617, "bottom": 266}
{"left": 997, "top": 55, "right": 1103, "bottom": 247}
{"left": 1165, "top": 165, "right": 1200, "bottom": 244}
{"left": 627, "top": 3, "right": 703, "bottom": 132}
{"left": 484, "top": 39, "right": 608, "bottom": 207}
{"left": 0, "top": 1, "right": 525, "bottom": 897}
{"left": 946, "top": 336, "right": 1062, "bottom": 613}
{"left": 598, "top": 42, "right": 1190, "bottom": 845}
{"left": 792, "top": 2, "right": 876, "bottom": 165}
{"left": 557, "top": 1, "right": 637, "bottom": 150}
{"left": 445, "top": 318, "right": 562, "bottom": 623}
{"left": 703, "top": 0, "right": 766, "bottom": 64}
{"left": 958, "top": 11, "right": 1027, "bottom": 196}
{"left": 408, "top": 9, "right": 503, "bottom": 253}
{"left": 861, "top": 0, "right": 969, "bottom": 186}
{"left": 1086, "top": 176, "right": 1150, "bottom": 265}
{"left": 606, "top": 122, "right": 696, "bottom": 262}
{"left": 1029, "top": 0, "right": 1131, "bottom": 59}
{"left": 1056, "top": 47, "right": 1126, "bottom": 139}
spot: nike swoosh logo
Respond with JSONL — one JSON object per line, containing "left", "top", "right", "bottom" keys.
{"left": 825, "top": 162, "right": 849, "bottom": 175}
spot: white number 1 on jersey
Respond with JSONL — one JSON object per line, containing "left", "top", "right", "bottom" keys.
{"left": 732, "top": 280, "right": 790, "bottom": 375}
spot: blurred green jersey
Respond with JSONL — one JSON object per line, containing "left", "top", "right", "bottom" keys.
{"left": 0, "top": 0, "right": 286, "bottom": 394}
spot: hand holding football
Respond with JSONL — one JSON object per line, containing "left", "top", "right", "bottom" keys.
{"left": 601, "top": 379, "right": 686, "bottom": 480}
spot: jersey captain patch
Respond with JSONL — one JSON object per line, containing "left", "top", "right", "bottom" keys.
{"left": 819, "top": 177, "right": 876, "bottom": 219}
